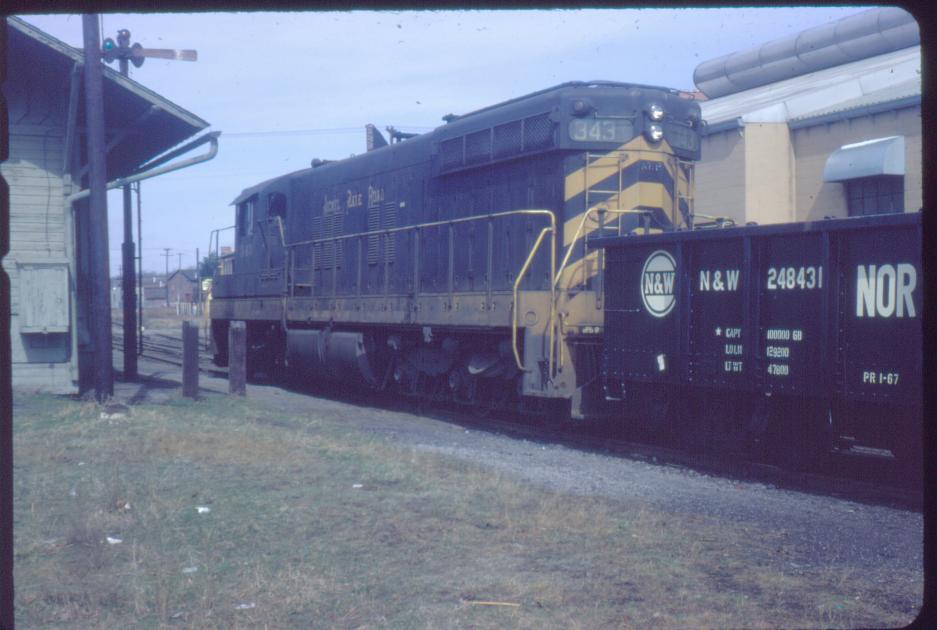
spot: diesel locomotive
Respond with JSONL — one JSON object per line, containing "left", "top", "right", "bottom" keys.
{"left": 209, "top": 80, "right": 921, "bottom": 469}
{"left": 210, "top": 81, "right": 703, "bottom": 419}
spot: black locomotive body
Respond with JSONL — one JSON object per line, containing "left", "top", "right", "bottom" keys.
{"left": 594, "top": 212, "right": 922, "bottom": 465}
{"left": 211, "top": 81, "right": 702, "bottom": 416}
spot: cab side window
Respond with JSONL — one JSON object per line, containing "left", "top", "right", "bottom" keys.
{"left": 237, "top": 197, "right": 256, "bottom": 236}
{"left": 268, "top": 192, "right": 287, "bottom": 219}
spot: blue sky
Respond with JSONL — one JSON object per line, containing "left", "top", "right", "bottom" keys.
{"left": 18, "top": 8, "right": 871, "bottom": 274}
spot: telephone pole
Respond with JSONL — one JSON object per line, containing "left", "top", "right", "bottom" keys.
{"left": 83, "top": 15, "right": 113, "bottom": 402}
{"left": 162, "top": 248, "right": 171, "bottom": 307}
{"left": 116, "top": 29, "right": 137, "bottom": 380}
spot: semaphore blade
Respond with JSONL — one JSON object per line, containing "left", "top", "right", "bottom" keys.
{"left": 132, "top": 48, "right": 198, "bottom": 61}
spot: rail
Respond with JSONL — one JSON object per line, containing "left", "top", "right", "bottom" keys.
{"left": 284, "top": 208, "right": 557, "bottom": 374}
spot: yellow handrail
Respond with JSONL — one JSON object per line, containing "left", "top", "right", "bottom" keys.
{"left": 553, "top": 206, "right": 652, "bottom": 290}
{"left": 285, "top": 208, "right": 555, "bottom": 248}
{"left": 511, "top": 226, "right": 554, "bottom": 373}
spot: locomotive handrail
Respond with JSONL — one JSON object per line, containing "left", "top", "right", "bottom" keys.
{"left": 284, "top": 208, "right": 558, "bottom": 375}
{"left": 283, "top": 208, "right": 555, "bottom": 247}
{"left": 553, "top": 205, "right": 653, "bottom": 290}
{"left": 689, "top": 213, "right": 736, "bottom": 229}
{"left": 208, "top": 225, "right": 236, "bottom": 271}
{"left": 512, "top": 226, "right": 555, "bottom": 373}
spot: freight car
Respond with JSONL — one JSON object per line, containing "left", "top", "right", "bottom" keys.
{"left": 593, "top": 212, "right": 922, "bottom": 468}
{"left": 210, "top": 81, "right": 703, "bottom": 418}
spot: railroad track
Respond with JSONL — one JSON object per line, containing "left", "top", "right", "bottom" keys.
{"left": 292, "top": 379, "right": 923, "bottom": 513}
{"left": 111, "top": 324, "right": 922, "bottom": 512}
{"left": 424, "top": 405, "right": 923, "bottom": 512}
{"left": 112, "top": 325, "right": 226, "bottom": 377}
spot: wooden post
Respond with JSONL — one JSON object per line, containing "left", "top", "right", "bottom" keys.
{"left": 83, "top": 15, "right": 114, "bottom": 402}
{"left": 182, "top": 320, "right": 199, "bottom": 399}
{"left": 228, "top": 320, "right": 246, "bottom": 395}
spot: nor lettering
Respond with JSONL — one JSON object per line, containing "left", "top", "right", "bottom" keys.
{"left": 856, "top": 264, "right": 916, "bottom": 318}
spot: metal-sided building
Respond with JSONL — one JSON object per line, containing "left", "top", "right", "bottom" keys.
{"left": 3, "top": 17, "right": 209, "bottom": 393}
{"left": 692, "top": 7, "right": 921, "bottom": 226}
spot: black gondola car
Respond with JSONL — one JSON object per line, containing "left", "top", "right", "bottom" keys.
{"left": 593, "top": 212, "right": 922, "bottom": 465}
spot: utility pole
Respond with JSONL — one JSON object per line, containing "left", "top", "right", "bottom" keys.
{"left": 83, "top": 14, "right": 113, "bottom": 402}
{"left": 195, "top": 247, "right": 200, "bottom": 307}
{"left": 117, "top": 29, "right": 137, "bottom": 380}
{"left": 177, "top": 252, "right": 183, "bottom": 272}
{"left": 135, "top": 182, "right": 143, "bottom": 356}
{"left": 162, "top": 247, "right": 171, "bottom": 307}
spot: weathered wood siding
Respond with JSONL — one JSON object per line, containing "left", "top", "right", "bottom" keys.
{"left": 2, "top": 122, "right": 78, "bottom": 392}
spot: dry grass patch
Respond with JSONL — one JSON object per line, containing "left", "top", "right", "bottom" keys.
{"left": 13, "top": 392, "right": 921, "bottom": 628}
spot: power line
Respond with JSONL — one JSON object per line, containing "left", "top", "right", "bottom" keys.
{"left": 222, "top": 125, "right": 434, "bottom": 139}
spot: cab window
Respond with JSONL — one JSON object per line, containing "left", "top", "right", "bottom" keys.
{"left": 268, "top": 192, "right": 287, "bottom": 219}
{"left": 237, "top": 196, "right": 257, "bottom": 236}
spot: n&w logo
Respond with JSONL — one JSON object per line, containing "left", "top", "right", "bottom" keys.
{"left": 641, "top": 250, "right": 676, "bottom": 317}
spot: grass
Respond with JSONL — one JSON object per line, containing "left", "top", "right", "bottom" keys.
{"left": 13, "top": 392, "right": 922, "bottom": 628}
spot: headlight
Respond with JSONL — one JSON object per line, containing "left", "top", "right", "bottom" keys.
{"left": 648, "top": 103, "right": 664, "bottom": 121}
{"left": 646, "top": 123, "right": 664, "bottom": 143}
{"left": 572, "top": 99, "right": 593, "bottom": 116}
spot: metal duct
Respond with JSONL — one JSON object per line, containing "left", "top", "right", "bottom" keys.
{"left": 694, "top": 7, "right": 919, "bottom": 99}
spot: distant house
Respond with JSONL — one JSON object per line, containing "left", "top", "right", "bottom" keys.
{"left": 167, "top": 269, "right": 198, "bottom": 304}
{"left": 2, "top": 17, "right": 209, "bottom": 393}
{"left": 141, "top": 275, "right": 168, "bottom": 307}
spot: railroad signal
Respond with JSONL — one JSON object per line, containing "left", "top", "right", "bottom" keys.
{"left": 102, "top": 28, "right": 197, "bottom": 382}
{"left": 100, "top": 29, "right": 197, "bottom": 69}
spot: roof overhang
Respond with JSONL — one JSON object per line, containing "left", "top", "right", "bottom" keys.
{"left": 699, "top": 46, "right": 920, "bottom": 128}
{"left": 8, "top": 17, "right": 210, "bottom": 180}
{"left": 822, "top": 135, "right": 905, "bottom": 182}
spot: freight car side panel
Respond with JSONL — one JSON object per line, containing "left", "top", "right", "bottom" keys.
{"left": 756, "top": 231, "right": 830, "bottom": 397}
{"left": 604, "top": 244, "right": 681, "bottom": 384}
{"left": 686, "top": 238, "right": 749, "bottom": 389}
{"left": 836, "top": 221, "right": 921, "bottom": 406}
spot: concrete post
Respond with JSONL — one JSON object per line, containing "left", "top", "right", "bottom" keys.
{"left": 182, "top": 320, "right": 199, "bottom": 399}
{"left": 228, "top": 320, "right": 246, "bottom": 395}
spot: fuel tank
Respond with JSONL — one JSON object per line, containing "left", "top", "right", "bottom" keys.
{"left": 286, "top": 329, "right": 385, "bottom": 387}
